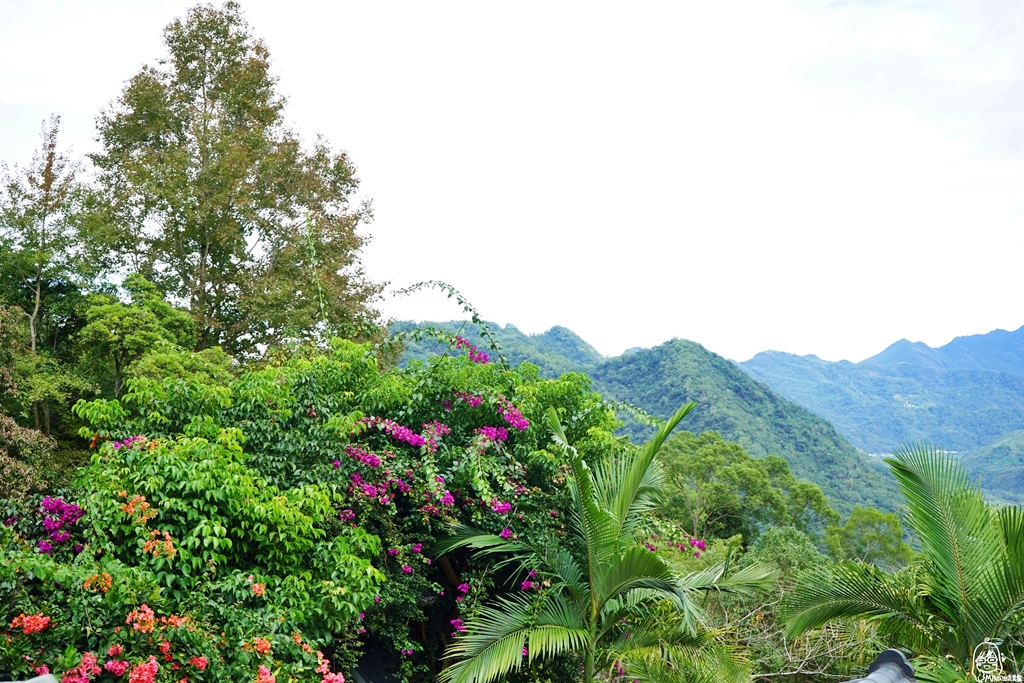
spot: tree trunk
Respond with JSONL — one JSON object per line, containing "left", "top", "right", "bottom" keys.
{"left": 584, "top": 643, "right": 595, "bottom": 683}
{"left": 114, "top": 355, "right": 123, "bottom": 398}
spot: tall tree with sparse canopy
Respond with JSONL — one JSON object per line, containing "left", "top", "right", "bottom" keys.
{"left": 0, "top": 116, "right": 82, "bottom": 357}
{"left": 0, "top": 115, "right": 95, "bottom": 431}
{"left": 91, "top": 1, "right": 383, "bottom": 355}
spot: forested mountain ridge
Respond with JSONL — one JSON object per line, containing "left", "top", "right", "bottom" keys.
{"left": 740, "top": 326, "right": 1024, "bottom": 455}
{"left": 396, "top": 322, "right": 901, "bottom": 513}
{"left": 587, "top": 340, "right": 900, "bottom": 514}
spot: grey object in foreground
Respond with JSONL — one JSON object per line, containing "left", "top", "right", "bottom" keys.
{"left": 1, "top": 676, "right": 59, "bottom": 683}
{"left": 843, "top": 650, "right": 915, "bottom": 683}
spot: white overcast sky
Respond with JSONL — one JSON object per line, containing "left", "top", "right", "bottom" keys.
{"left": 1, "top": 0, "right": 1021, "bottom": 362}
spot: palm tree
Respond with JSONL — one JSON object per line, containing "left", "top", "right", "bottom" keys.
{"left": 436, "top": 403, "right": 775, "bottom": 683}
{"left": 782, "top": 445, "right": 1024, "bottom": 682}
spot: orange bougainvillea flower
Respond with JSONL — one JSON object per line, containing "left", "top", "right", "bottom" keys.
{"left": 9, "top": 613, "right": 50, "bottom": 634}
{"left": 84, "top": 572, "right": 113, "bottom": 593}
{"left": 126, "top": 605, "right": 156, "bottom": 634}
{"left": 159, "top": 614, "right": 189, "bottom": 629}
{"left": 251, "top": 582, "right": 266, "bottom": 597}
{"left": 253, "top": 638, "right": 272, "bottom": 655}
{"left": 143, "top": 530, "right": 177, "bottom": 558}
{"left": 121, "top": 495, "right": 157, "bottom": 524}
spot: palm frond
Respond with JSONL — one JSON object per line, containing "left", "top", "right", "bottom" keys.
{"left": 986, "top": 504, "right": 1024, "bottom": 635}
{"left": 910, "top": 653, "right": 970, "bottom": 683}
{"left": 439, "top": 593, "right": 588, "bottom": 683}
{"left": 433, "top": 524, "right": 535, "bottom": 572}
{"left": 609, "top": 615, "right": 750, "bottom": 683}
{"left": 782, "top": 561, "right": 933, "bottom": 646}
{"left": 544, "top": 547, "right": 591, "bottom": 614}
{"left": 607, "top": 402, "right": 695, "bottom": 540}
{"left": 548, "top": 407, "right": 620, "bottom": 596}
{"left": 598, "top": 547, "right": 715, "bottom": 633}
{"left": 711, "top": 561, "right": 778, "bottom": 597}
{"left": 888, "top": 445, "right": 1005, "bottom": 651}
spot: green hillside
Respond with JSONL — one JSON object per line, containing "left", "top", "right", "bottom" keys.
{"left": 393, "top": 320, "right": 604, "bottom": 378}
{"left": 588, "top": 340, "right": 901, "bottom": 513}
{"left": 963, "top": 431, "right": 1024, "bottom": 505}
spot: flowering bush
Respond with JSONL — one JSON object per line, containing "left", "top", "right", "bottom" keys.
{"left": 5, "top": 337, "right": 619, "bottom": 681}
{"left": 0, "top": 525, "right": 356, "bottom": 683}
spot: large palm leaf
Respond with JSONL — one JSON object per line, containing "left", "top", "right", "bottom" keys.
{"left": 783, "top": 444, "right": 1024, "bottom": 674}
{"left": 437, "top": 593, "right": 589, "bottom": 683}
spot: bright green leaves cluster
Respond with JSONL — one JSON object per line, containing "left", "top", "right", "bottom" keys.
{"left": 66, "top": 334, "right": 623, "bottom": 680}
{"left": 78, "top": 275, "right": 198, "bottom": 397}
{"left": 83, "top": 430, "right": 382, "bottom": 635}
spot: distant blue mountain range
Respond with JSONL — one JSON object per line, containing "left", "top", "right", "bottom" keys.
{"left": 740, "top": 326, "right": 1024, "bottom": 504}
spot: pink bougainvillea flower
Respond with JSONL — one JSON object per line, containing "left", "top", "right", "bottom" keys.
{"left": 104, "top": 660, "right": 130, "bottom": 677}
{"left": 127, "top": 656, "right": 159, "bottom": 683}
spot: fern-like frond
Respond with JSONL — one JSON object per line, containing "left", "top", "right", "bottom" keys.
{"left": 548, "top": 407, "right": 620, "bottom": 600}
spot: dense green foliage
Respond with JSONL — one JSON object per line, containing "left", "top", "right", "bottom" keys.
{"left": 588, "top": 340, "right": 901, "bottom": 514}
{"left": 436, "top": 405, "right": 776, "bottom": 683}
{"left": 658, "top": 431, "right": 839, "bottom": 543}
{"left": 3, "top": 334, "right": 624, "bottom": 682}
{"left": 3, "top": 4, "right": 1010, "bottom": 683}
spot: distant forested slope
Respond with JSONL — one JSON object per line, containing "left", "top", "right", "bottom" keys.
{"left": 963, "top": 430, "right": 1024, "bottom": 505}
